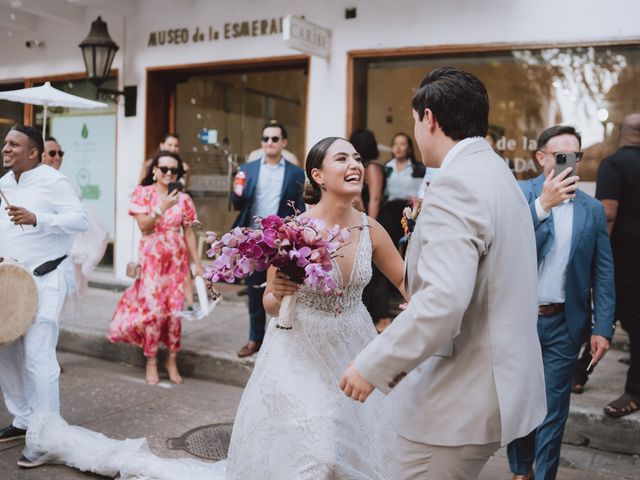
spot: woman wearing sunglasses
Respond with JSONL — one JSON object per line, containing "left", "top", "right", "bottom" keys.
{"left": 109, "top": 151, "right": 203, "bottom": 385}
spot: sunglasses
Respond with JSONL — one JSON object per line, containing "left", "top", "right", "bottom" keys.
{"left": 262, "top": 136, "right": 281, "bottom": 143}
{"left": 47, "top": 150, "right": 64, "bottom": 158}
{"left": 541, "top": 151, "right": 584, "bottom": 161}
{"left": 157, "top": 166, "right": 180, "bottom": 175}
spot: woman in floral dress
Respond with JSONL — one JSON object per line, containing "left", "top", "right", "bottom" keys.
{"left": 109, "top": 151, "right": 203, "bottom": 385}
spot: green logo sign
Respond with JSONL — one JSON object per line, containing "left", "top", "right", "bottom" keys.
{"left": 81, "top": 123, "right": 89, "bottom": 139}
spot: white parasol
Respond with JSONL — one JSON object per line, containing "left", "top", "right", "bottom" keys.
{"left": 0, "top": 81, "right": 108, "bottom": 140}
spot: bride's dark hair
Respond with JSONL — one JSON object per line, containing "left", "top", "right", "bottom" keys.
{"left": 304, "top": 137, "right": 345, "bottom": 205}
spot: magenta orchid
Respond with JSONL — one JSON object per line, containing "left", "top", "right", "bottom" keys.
{"left": 203, "top": 205, "right": 352, "bottom": 296}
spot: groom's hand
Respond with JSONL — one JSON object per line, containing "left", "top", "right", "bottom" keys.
{"left": 340, "top": 363, "right": 374, "bottom": 403}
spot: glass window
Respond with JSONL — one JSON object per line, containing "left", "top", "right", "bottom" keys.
{"left": 354, "top": 44, "right": 640, "bottom": 190}
{"left": 175, "top": 66, "right": 307, "bottom": 234}
{"left": 35, "top": 77, "right": 118, "bottom": 268}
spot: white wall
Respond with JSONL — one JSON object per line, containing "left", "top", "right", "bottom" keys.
{"left": 0, "top": 0, "right": 637, "bottom": 278}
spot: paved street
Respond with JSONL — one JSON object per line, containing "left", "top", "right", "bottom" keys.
{"left": 1, "top": 352, "right": 638, "bottom": 479}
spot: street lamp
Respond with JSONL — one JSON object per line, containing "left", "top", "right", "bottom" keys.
{"left": 79, "top": 16, "right": 136, "bottom": 116}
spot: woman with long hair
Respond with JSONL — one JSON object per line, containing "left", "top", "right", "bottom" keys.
{"left": 380, "top": 132, "right": 425, "bottom": 247}
{"left": 109, "top": 151, "right": 203, "bottom": 385}
{"left": 19, "top": 138, "right": 406, "bottom": 479}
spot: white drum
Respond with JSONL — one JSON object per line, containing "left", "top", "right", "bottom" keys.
{"left": 0, "top": 259, "right": 38, "bottom": 345}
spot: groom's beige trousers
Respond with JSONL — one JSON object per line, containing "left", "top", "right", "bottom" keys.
{"left": 393, "top": 434, "right": 500, "bottom": 479}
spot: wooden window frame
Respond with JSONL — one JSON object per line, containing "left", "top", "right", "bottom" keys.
{"left": 145, "top": 54, "right": 310, "bottom": 160}
{"left": 346, "top": 39, "right": 640, "bottom": 135}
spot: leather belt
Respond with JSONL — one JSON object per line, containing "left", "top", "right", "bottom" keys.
{"left": 538, "top": 303, "right": 565, "bottom": 316}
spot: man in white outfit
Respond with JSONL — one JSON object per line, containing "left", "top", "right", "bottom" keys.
{"left": 341, "top": 68, "right": 547, "bottom": 479}
{"left": 0, "top": 125, "right": 88, "bottom": 468}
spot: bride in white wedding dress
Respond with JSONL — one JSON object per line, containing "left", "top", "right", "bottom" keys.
{"left": 24, "top": 137, "right": 407, "bottom": 479}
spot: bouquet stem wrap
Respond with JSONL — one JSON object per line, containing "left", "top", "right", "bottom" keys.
{"left": 276, "top": 292, "right": 297, "bottom": 330}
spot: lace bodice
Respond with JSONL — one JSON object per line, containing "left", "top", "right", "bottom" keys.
{"left": 296, "top": 213, "right": 372, "bottom": 315}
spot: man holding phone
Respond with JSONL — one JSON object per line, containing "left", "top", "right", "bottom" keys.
{"left": 507, "top": 125, "right": 615, "bottom": 479}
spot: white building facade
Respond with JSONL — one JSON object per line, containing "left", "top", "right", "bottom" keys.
{"left": 0, "top": 0, "right": 637, "bottom": 279}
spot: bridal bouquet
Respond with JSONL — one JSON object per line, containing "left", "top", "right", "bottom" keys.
{"left": 203, "top": 207, "right": 351, "bottom": 329}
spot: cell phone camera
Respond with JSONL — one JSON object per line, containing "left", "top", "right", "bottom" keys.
{"left": 556, "top": 153, "right": 567, "bottom": 164}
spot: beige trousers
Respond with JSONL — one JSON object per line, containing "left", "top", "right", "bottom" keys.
{"left": 392, "top": 434, "right": 500, "bottom": 479}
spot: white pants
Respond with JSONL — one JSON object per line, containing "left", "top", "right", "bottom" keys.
{"left": 393, "top": 434, "right": 500, "bottom": 480}
{"left": 0, "top": 269, "right": 66, "bottom": 429}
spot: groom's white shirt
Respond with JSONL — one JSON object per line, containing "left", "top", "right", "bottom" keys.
{"left": 355, "top": 138, "right": 546, "bottom": 447}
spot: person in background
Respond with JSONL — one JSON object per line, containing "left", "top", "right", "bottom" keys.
{"left": 41, "top": 137, "right": 64, "bottom": 170}
{"left": 109, "top": 151, "right": 203, "bottom": 385}
{"left": 247, "top": 119, "right": 300, "bottom": 166}
{"left": 231, "top": 121, "right": 305, "bottom": 358}
{"left": 350, "top": 128, "right": 389, "bottom": 331}
{"left": 595, "top": 113, "right": 640, "bottom": 418}
{"left": 138, "top": 133, "right": 190, "bottom": 186}
{"left": 380, "top": 132, "right": 425, "bottom": 248}
{"left": 508, "top": 125, "right": 615, "bottom": 480}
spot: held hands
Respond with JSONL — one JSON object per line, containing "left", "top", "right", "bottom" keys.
{"left": 6, "top": 205, "right": 36, "bottom": 226}
{"left": 271, "top": 270, "right": 299, "bottom": 302}
{"left": 159, "top": 190, "right": 179, "bottom": 214}
{"left": 540, "top": 167, "right": 579, "bottom": 212}
{"left": 340, "top": 362, "right": 374, "bottom": 403}
{"left": 589, "top": 334, "right": 610, "bottom": 369}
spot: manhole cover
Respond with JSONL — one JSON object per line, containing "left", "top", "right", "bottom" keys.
{"left": 166, "top": 423, "right": 233, "bottom": 461}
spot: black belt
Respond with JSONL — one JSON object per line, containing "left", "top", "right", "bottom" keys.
{"left": 33, "top": 255, "right": 67, "bottom": 277}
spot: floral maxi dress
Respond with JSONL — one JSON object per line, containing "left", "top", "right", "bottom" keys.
{"left": 108, "top": 185, "right": 196, "bottom": 357}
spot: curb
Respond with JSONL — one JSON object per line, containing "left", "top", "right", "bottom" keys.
{"left": 564, "top": 404, "right": 640, "bottom": 455}
{"left": 57, "top": 329, "right": 254, "bottom": 388}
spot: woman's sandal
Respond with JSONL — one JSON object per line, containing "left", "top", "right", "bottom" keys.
{"left": 145, "top": 358, "right": 160, "bottom": 385}
{"left": 604, "top": 393, "right": 639, "bottom": 418}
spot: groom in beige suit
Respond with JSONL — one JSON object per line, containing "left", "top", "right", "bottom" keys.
{"left": 340, "top": 67, "right": 547, "bottom": 479}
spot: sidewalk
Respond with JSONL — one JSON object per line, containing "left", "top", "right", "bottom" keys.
{"left": 57, "top": 276, "right": 640, "bottom": 458}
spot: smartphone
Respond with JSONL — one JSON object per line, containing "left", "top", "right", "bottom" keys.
{"left": 168, "top": 181, "right": 183, "bottom": 194}
{"left": 554, "top": 152, "right": 578, "bottom": 178}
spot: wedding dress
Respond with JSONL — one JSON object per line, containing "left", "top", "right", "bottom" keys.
{"left": 24, "top": 213, "right": 393, "bottom": 479}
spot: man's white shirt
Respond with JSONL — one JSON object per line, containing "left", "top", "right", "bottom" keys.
{"left": 535, "top": 197, "right": 574, "bottom": 303}
{"left": 0, "top": 164, "right": 88, "bottom": 270}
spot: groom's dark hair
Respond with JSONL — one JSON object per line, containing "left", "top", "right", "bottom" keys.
{"left": 412, "top": 67, "right": 489, "bottom": 140}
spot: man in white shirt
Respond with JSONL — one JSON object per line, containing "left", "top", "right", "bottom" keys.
{"left": 231, "top": 122, "right": 305, "bottom": 357}
{"left": 507, "top": 125, "right": 615, "bottom": 480}
{"left": 0, "top": 125, "right": 88, "bottom": 468}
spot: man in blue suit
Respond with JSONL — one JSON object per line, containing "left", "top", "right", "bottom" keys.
{"left": 232, "top": 121, "right": 305, "bottom": 357}
{"left": 507, "top": 125, "right": 615, "bottom": 480}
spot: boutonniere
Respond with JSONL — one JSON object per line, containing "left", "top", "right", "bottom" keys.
{"left": 400, "top": 199, "right": 422, "bottom": 239}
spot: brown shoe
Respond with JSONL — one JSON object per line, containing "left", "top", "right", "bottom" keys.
{"left": 512, "top": 472, "right": 534, "bottom": 480}
{"left": 237, "top": 341, "right": 261, "bottom": 358}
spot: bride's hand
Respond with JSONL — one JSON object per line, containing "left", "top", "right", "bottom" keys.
{"left": 271, "top": 270, "right": 300, "bottom": 302}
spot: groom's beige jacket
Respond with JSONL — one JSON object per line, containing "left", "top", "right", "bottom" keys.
{"left": 356, "top": 139, "right": 546, "bottom": 446}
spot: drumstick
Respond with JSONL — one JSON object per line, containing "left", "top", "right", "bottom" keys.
{"left": 0, "top": 187, "right": 25, "bottom": 230}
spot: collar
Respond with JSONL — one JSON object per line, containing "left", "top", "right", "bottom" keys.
{"left": 440, "top": 137, "right": 485, "bottom": 172}
{"left": 260, "top": 156, "right": 286, "bottom": 167}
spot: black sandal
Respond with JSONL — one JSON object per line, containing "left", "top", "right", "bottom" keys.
{"left": 604, "top": 393, "right": 639, "bottom": 418}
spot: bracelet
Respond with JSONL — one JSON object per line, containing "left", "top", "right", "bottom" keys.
{"left": 271, "top": 292, "right": 282, "bottom": 305}
{"left": 151, "top": 207, "right": 163, "bottom": 219}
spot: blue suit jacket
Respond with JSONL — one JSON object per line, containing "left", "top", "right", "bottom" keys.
{"left": 520, "top": 174, "right": 615, "bottom": 344}
{"left": 231, "top": 159, "right": 306, "bottom": 228}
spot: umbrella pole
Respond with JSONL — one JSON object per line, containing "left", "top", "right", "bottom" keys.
{"left": 42, "top": 103, "right": 48, "bottom": 141}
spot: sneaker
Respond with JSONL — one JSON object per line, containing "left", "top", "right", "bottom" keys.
{"left": 0, "top": 424, "right": 26, "bottom": 443}
{"left": 17, "top": 455, "right": 46, "bottom": 469}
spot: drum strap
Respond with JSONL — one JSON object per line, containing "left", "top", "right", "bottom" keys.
{"left": 33, "top": 255, "right": 67, "bottom": 277}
